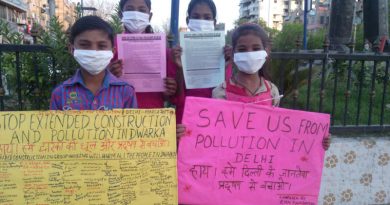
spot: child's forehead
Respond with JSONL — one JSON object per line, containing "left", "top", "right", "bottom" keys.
{"left": 75, "top": 30, "right": 110, "bottom": 41}
{"left": 190, "top": 2, "right": 213, "bottom": 14}
{"left": 237, "top": 33, "right": 263, "bottom": 43}
{"left": 125, "top": 0, "right": 148, "bottom": 7}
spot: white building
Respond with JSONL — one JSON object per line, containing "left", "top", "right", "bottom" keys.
{"left": 239, "top": 0, "right": 291, "bottom": 31}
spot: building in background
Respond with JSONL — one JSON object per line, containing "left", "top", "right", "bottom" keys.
{"left": 0, "top": 0, "right": 28, "bottom": 33}
{"left": 307, "top": 0, "right": 330, "bottom": 31}
{"left": 26, "top": 0, "right": 49, "bottom": 30}
{"left": 239, "top": 0, "right": 332, "bottom": 31}
{"left": 26, "top": 0, "right": 76, "bottom": 31}
{"left": 55, "top": 0, "right": 76, "bottom": 30}
{"left": 283, "top": 0, "right": 304, "bottom": 23}
{"left": 239, "top": 0, "right": 288, "bottom": 30}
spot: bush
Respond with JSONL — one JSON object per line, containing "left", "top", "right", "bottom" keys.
{"left": 0, "top": 17, "right": 78, "bottom": 110}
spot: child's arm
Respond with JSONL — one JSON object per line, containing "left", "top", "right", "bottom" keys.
{"left": 270, "top": 82, "right": 281, "bottom": 107}
{"left": 170, "top": 45, "right": 185, "bottom": 97}
{"left": 163, "top": 77, "right": 178, "bottom": 97}
{"left": 176, "top": 124, "right": 186, "bottom": 142}
{"left": 224, "top": 45, "right": 233, "bottom": 63}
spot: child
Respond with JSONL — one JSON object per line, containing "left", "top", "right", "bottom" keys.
{"left": 212, "top": 24, "right": 280, "bottom": 106}
{"left": 171, "top": 0, "right": 233, "bottom": 124}
{"left": 212, "top": 24, "right": 331, "bottom": 150}
{"left": 109, "top": 0, "right": 178, "bottom": 109}
{"left": 50, "top": 16, "right": 137, "bottom": 110}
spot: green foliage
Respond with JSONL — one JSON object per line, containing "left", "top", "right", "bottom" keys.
{"left": 354, "top": 24, "right": 364, "bottom": 51}
{"left": 0, "top": 19, "right": 24, "bottom": 44}
{"left": 307, "top": 28, "right": 326, "bottom": 50}
{"left": 38, "top": 16, "right": 77, "bottom": 81}
{"left": 1, "top": 17, "right": 78, "bottom": 110}
{"left": 109, "top": 4, "right": 124, "bottom": 34}
{"left": 280, "top": 60, "right": 390, "bottom": 125}
{"left": 272, "top": 23, "right": 303, "bottom": 52}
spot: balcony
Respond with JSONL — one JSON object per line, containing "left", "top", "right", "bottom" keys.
{"left": 0, "top": 0, "right": 28, "bottom": 12}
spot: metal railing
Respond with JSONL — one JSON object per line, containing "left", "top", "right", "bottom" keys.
{"left": 0, "top": 44, "right": 63, "bottom": 111}
{"left": 271, "top": 39, "right": 389, "bottom": 133}
{"left": 1, "top": 43, "right": 389, "bottom": 134}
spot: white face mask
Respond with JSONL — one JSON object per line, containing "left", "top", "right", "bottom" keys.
{"left": 122, "top": 11, "right": 150, "bottom": 33}
{"left": 234, "top": 50, "right": 268, "bottom": 74}
{"left": 73, "top": 50, "right": 113, "bottom": 75}
{"left": 188, "top": 19, "right": 215, "bottom": 32}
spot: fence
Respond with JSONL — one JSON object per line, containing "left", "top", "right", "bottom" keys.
{"left": 0, "top": 44, "right": 76, "bottom": 111}
{"left": 271, "top": 40, "right": 389, "bottom": 133}
{"left": 0, "top": 43, "right": 389, "bottom": 133}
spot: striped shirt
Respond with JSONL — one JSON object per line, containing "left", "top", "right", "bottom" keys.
{"left": 50, "top": 69, "right": 137, "bottom": 110}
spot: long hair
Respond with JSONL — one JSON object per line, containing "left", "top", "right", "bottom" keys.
{"left": 231, "top": 23, "right": 272, "bottom": 80}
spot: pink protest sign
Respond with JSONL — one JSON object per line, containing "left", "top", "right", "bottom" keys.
{"left": 117, "top": 33, "right": 167, "bottom": 92}
{"left": 178, "top": 97, "right": 330, "bottom": 205}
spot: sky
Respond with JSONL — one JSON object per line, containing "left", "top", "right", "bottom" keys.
{"left": 76, "top": 0, "right": 241, "bottom": 31}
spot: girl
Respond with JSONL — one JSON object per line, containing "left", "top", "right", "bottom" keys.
{"left": 109, "top": 0, "right": 178, "bottom": 109}
{"left": 212, "top": 24, "right": 330, "bottom": 150}
{"left": 212, "top": 24, "right": 279, "bottom": 106}
{"left": 172, "top": 0, "right": 233, "bottom": 123}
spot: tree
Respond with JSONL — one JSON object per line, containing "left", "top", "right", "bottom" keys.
{"left": 231, "top": 18, "right": 279, "bottom": 42}
{"left": 82, "top": 0, "right": 117, "bottom": 20}
{"left": 272, "top": 23, "right": 303, "bottom": 51}
{"left": 109, "top": 4, "right": 123, "bottom": 34}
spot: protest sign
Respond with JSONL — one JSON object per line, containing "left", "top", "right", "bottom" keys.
{"left": 0, "top": 109, "right": 177, "bottom": 204}
{"left": 180, "top": 31, "right": 225, "bottom": 89}
{"left": 117, "top": 33, "right": 167, "bottom": 92}
{"left": 178, "top": 97, "right": 330, "bottom": 205}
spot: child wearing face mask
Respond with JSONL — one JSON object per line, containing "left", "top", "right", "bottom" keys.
{"left": 212, "top": 24, "right": 279, "bottom": 106}
{"left": 212, "top": 24, "right": 330, "bottom": 150}
{"left": 109, "top": 0, "right": 178, "bottom": 110}
{"left": 171, "top": 0, "right": 233, "bottom": 124}
{"left": 50, "top": 16, "right": 137, "bottom": 110}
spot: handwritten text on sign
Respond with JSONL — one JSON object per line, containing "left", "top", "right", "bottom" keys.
{"left": 178, "top": 97, "right": 329, "bottom": 205}
{"left": 0, "top": 109, "right": 177, "bottom": 205}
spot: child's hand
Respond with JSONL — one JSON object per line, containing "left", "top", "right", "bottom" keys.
{"left": 224, "top": 45, "right": 233, "bottom": 62}
{"left": 163, "top": 77, "right": 177, "bottom": 97}
{"left": 171, "top": 45, "right": 183, "bottom": 68}
{"left": 322, "top": 134, "right": 331, "bottom": 151}
{"left": 176, "top": 124, "right": 186, "bottom": 142}
{"left": 108, "top": 59, "right": 123, "bottom": 77}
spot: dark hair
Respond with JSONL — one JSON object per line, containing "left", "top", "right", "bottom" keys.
{"left": 187, "top": 0, "right": 217, "bottom": 20}
{"left": 232, "top": 24, "right": 272, "bottom": 80}
{"left": 118, "top": 0, "right": 153, "bottom": 33}
{"left": 70, "top": 16, "right": 114, "bottom": 46}
{"left": 119, "top": 0, "right": 151, "bottom": 12}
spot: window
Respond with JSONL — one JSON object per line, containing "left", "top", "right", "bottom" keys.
{"left": 0, "top": 5, "right": 7, "bottom": 20}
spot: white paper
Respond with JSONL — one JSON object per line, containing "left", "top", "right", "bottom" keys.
{"left": 180, "top": 31, "right": 225, "bottom": 89}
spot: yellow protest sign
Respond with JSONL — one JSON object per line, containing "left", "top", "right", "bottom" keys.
{"left": 0, "top": 109, "right": 177, "bottom": 205}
